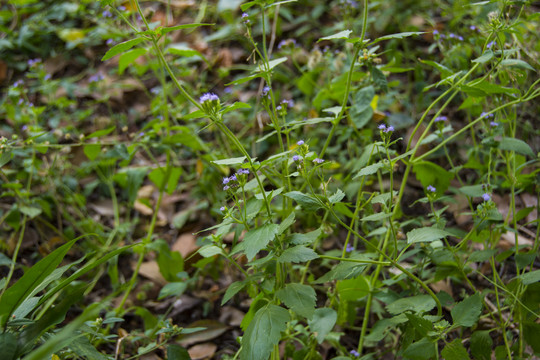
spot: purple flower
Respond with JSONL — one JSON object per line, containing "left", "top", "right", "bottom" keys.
{"left": 487, "top": 41, "right": 495, "bottom": 49}
{"left": 22, "top": 125, "right": 28, "bottom": 131}
{"left": 118, "top": 5, "right": 126, "bottom": 11}
{"left": 229, "top": 174, "right": 237, "bottom": 181}
{"left": 102, "top": 10, "right": 113, "bottom": 18}
{"left": 276, "top": 105, "right": 282, "bottom": 111}
{"left": 18, "top": 98, "right": 24, "bottom": 105}
{"left": 458, "top": 36, "right": 464, "bottom": 41}
{"left": 297, "top": 140, "right": 304, "bottom": 146}
{"left": 490, "top": 121, "right": 499, "bottom": 127}
{"left": 292, "top": 155, "right": 300, "bottom": 162}
{"left": 385, "top": 125, "right": 394, "bottom": 133}
{"left": 283, "top": 99, "right": 294, "bottom": 108}
{"left": 224, "top": 87, "right": 232, "bottom": 94}
{"left": 138, "top": 132, "right": 145, "bottom": 137}
{"left": 350, "top": 350, "right": 360, "bottom": 357}
{"left": 223, "top": 185, "right": 230, "bottom": 191}
{"left": 27, "top": 58, "right": 41, "bottom": 67}
{"left": 427, "top": 185, "right": 436, "bottom": 193}
{"left": 470, "top": 25, "right": 477, "bottom": 31}
{"left": 435, "top": 116, "right": 448, "bottom": 122}
{"left": 220, "top": 206, "right": 226, "bottom": 211}
{"left": 482, "top": 193, "right": 491, "bottom": 202}
{"left": 13, "top": 80, "right": 23, "bottom": 87}
{"left": 345, "top": 243, "right": 354, "bottom": 252}
{"left": 313, "top": 158, "right": 324, "bottom": 164}
{"left": 199, "top": 92, "right": 219, "bottom": 103}
{"left": 449, "top": 33, "right": 455, "bottom": 38}
{"left": 89, "top": 73, "right": 105, "bottom": 83}
{"left": 237, "top": 169, "right": 249, "bottom": 175}
{"left": 378, "top": 124, "right": 386, "bottom": 130}
{"left": 223, "top": 177, "right": 230, "bottom": 185}
{"left": 106, "top": 39, "right": 115, "bottom": 46}
{"left": 261, "top": 86, "right": 270, "bottom": 96}
{"left": 241, "top": 12, "right": 250, "bottom": 24}
{"left": 44, "top": 74, "right": 51, "bottom": 81}
{"left": 433, "top": 30, "right": 439, "bottom": 35}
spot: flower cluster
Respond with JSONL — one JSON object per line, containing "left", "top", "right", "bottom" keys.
{"left": 481, "top": 193, "right": 491, "bottom": 202}
{"left": 427, "top": 185, "right": 436, "bottom": 193}
{"left": 378, "top": 124, "right": 394, "bottom": 133}
{"left": 27, "top": 58, "right": 41, "bottom": 67}
{"left": 200, "top": 92, "right": 220, "bottom": 115}
{"left": 345, "top": 243, "right": 354, "bottom": 253}
{"left": 277, "top": 39, "right": 297, "bottom": 50}
{"left": 200, "top": 93, "right": 219, "bottom": 103}
{"left": 222, "top": 168, "right": 250, "bottom": 191}
{"left": 102, "top": 10, "right": 113, "bottom": 18}
{"left": 434, "top": 116, "right": 448, "bottom": 122}
{"left": 89, "top": 73, "right": 105, "bottom": 83}
{"left": 241, "top": 12, "right": 250, "bottom": 24}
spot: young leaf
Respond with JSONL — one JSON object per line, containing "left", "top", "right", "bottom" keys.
{"left": 407, "top": 227, "right": 453, "bottom": 244}
{"left": 308, "top": 308, "right": 337, "bottom": 344}
{"left": 318, "top": 30, "right": 353, "bottom": 42}
{"left": 102, "top": 38, "right": 145, "bottom": 61}
{"left": 222, "top": 281, "right": 246, "bottom": 305}
{"left": 441, "top": 339, "right": 470, "bottom": 360}
{"left": 240, "top": 224, "right": 279, "bottom": 261}
{"left": 240, "top": 304, "right": 290, "bottom": 360}
{"left": 0, "top": 238, "right": 78, "bottom": 327}
{"left": 277, "top": 245, "right": 319, "bottom": 263}
{"left": 451, "top": 294, "right": 482, "bottom": 327}
{"left": 276, "top": 283, "right": 316, "bottom": 319}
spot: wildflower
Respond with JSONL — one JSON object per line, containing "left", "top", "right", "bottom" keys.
{"left": 345, "top": 243, "right": 354, "bottom": 253}
{"left": 220, "top": 206, "right": 226, "bottom": 212}
{"left": 13, "top": 80, "right": 23, "bottom": 87}
{"left": 378, "top": 124, "right": 386, "bottom": 130}
{"left": 224, "top": 87, "right": 232, "bottom": 94}
{"left": 297, "top": 140, "right": 304, "bottom": 146}
{"left": 223, "top": 185, "right": 230, "bottom": 191}
{"left": 106, "top": 39, "right": 115, "bottom": 46}
{"left": 487, "top": 41, "right": 495, "bottom": 49}
{"left": 480, "top": 112, "right": 494, "bottom": 119}
{"left": 118, "top": 5, "right": 126, "bottom": 11}
{"left": 427, "top": 185, "right": 436, "bottom": 193}
{"left": 292, "top": 155, "right": 301, "bottom": 162}
{"left": 237, "top": 169, "right": 249, "bottom": 175}
{"left": 449, "top": 33, "right": 456, "bottom": 38}
{"left": 89, "top": 73, "right": 104, "bottom": 83}
{"left": 18, "top": 98, "right": 24, "bottom": 105}
{"left": 22, "top": 125, "right": 28, "bottom": 131}
{"left": 261, "top": 86, "right": 270, "bottom": 97}
{"left": 350, "top": 350, "right": 360, "bottom": 357}
{"left": 434, "top": 116, "right": 448, "bottom": 122}
{"left": 241, "top": 12, "right": 250, "bottom": 24}
{"left": 482, "top": 193, "right": 491, "bottom": 202}
{"left": 458, "top": 36, "right": 464, "bottom": 41}
{"left": 433, "top": 30, "right": 439, "bottom": 35}
{"left": 199, "top": 92, "right": 219, "bottom": 103}
{"left": 44, "top": 74, "right": 51, "bottom": 81}
{"left": 138, "top": 132, "right": 145, "bottom": 137}
{"left": 102, "top": 10, "right": 113, "bottom": 18}
{"left": 470, "top": 25, "right": 477, "bottom": 31}
{"left": 229, "top": 174, "right": 237, "bottom": 182}
{"left": 276, "top": 105, "right": 282, "bottom": 111}
{"left": 490, "top": 121, "right": 499, "bottom": 127}
{"left": 27, "top": 58, "right": 41, "bottom": 67}
{"left": 385, "top": 125, "right": 394, "bottom": 133}
{"left": 223, "top": 177, "right": 230, "bottom": 185}
{"left": 313, "top": 158, "right": 324, "bottom": 164}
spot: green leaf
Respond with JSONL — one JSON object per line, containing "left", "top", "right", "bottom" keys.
{"left": 240, "top": 304, "right": 290, "bottom": 360}
{"left": 350, "top": 86, "right": 375, "bottom": 129}
{"left": 405, "top": 313, "right": 433, "bottom": 337}
{"left": 459, "top": 184, "right": 485, "bottom": 197}
{"left": 285, "top": 191, "right": 324, "bottom": 212}
{"left": 353, "top": 162, "right": 385, "bottom": 178}
{"left": 407, "top": 227, "right": 453, "bottom": 244}
{"left": 308, "top": 308, "right": 337, "bottom": 344}
{"left": 87, "top": 126, "right": 115, "bottom": 139}
{"left": 277, "top": 245, "right": 319, "bottom": 263}
{"left": 83, "top": 144, "right": 101, "bottom": 160}
{"left": 362, "top": 212, "right": 392, "bottom": 222}
{"left": 0, "top": 238, "right": 78, "bottom": 327}
{"left": 419, "top": 59, "right": 453, "bottom": 78}
{"left": 328, "top": 189, "right": 346, "bottom": 204}
{"left": 0, "top": 150, "right": 12, "bottom": 168}
{"left": 441, "top": 338, "right": 470, "bottom": 360}
{"left": 119, "top": 48, "right": 147, "bottom": 74}
{"left": 277, "top": 212, "right": 295, "bottom": 235}
{"left": 222, "top": 281, "right": 246, "bottom": 305}
{"left": 403, "top": 338, "right": 436, "bottom": 360}
{"left": 337, "top": 275, "right": 371, "bottom": 301}
{"left": 167, "top": 344, "right": 191, "bottom": 360}
{"left": 221, "top": 102, "right": 251, "bottom": 115}
{"left": 500, "top": 59, "right": 535, "bottom": 71}
{"left": 148, "top": 167, "right": 182, "bottom": 194}
{"left": 211, "top": 156, "right": 247, "bottom": 165}
{"left": 451, "top": 294, "right": 482, "bottom": 327}
{"left": 371, "top": 31, "right": 424, "bottom": 44}
{"left": 19, "top": 206, "right": 42, "bottom": 219}
{"left": 412, "top": 161, "right": 454, "bottom": 196}
{"left": 520, "top": 269, "right": 540, "bottom": 285}
{"left": 69, "top": 336, "right": 110, "bottom": 360}
{"left": 470, "top": 331, "right": 493, "bottom": 360}
{"left": 289, "top": 228, "right": 322, "bottom": 245}
{"left": 198, "top": 245, "right": 224, "bottom": 257}
{"left": 102, "top": 38, "right": 145, "bottom": 61}
{"left": 162, "top": 23, "right": 213, "bottom": 34}
{"left": 313, "top": 256, "right": 367, "bottom": 283}
{"left": 259, "top": 57, "right": 287, "bottom": 72}
{"left": 276, "top": 283, "right": 316, "bottom": 319}
{"left": 318, "top": 30, "right": 353, "bottom": 42}
{"left": 241, "top": 224, "right": 279, "bottom": 261}
{"left": 158, "top": 282, "right": 187, "bottom": 299}
{"left": 468, "top": 249, "right": 497, "bottom": 263}
{"left": 472, "top": 50, "right": 494, "bottom": 64}
{"left": 498, "top": 137, "right": 535, "bottom": 157}
{"left": 371, "top": 66, "right": 388, "bottom": 92}
{"left": 0, "top": 333, "right": 17, "bottom": 360}
{"left": 386, "top": 295, "right": 436, "bottom": 315}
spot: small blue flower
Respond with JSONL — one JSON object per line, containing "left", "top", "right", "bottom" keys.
{"left": 490, "top": 121, "right": 499, "bottom": 127}
{"left": 378, "top": 124, "right": 386, "bottom": 130}
{"left": 292, "top": 155, "right": 300, "bottom": 162}
{"left": 350, "top": 350, "right": 360, "bottom": 357}
{"left": 262, "top": 86, "right": 270, "bottom": 96}
{"left": 44, "top": 74, "right": 51, "bottom": 81}
{"left": 487, "top": 41, "right": 495, "bottom": 49}
{"left": 199, "top": 92, "right": 219, "bottom": 103}
{"left": 223, "top": 177, "right": 230, "bottom": 185}
{"left": 229, "top": 174, "right": 237, "bottom": 182}
{"left": 241, "top": 12, "right": 250, "bottom": 24}
{"left": 435, "top": 116, "right": 448, "bottom": 122}
{"left": 27, "top": 58, "right": 41, "bottom": 67}
{"left": 385, "top": 125, "right": 394, "bottom": 133}
{"left": 427, "top": 185, "right": 436, "bottom": 193}
{"left": 18, "top": 98, "right": 24, "bottom": 105}
{"left": 313, "top": 158, "right": 324, "bottom": 164}
{"left": 102, "top": 10, "right": 113, "bottom": 18}
{"left": 220, "top": 206, "right": 226, "bottom": 212}
{"left": 118, "top": 5, "right": 126, "bottom": 11}
{"left": 458, "top": 36, "right": 464, "bottom": 41}
{"left": 223, "top": 185, "right": 230, "bottom": 191}
{"left": 345, "top": 243, "right": 354, "bottom": 252}
{"left": 297, "top": 140, "right": 304, "bottom": 146}
{"left": 106, "top": 39, "right": 115, "bottom": 46}
{"left": 433, "top": 30, "right": 439, "bottom": 35}
{"left": 449, "top": 33, "right": 456, "bottom": 38}
{"left": 470, "top": 25, "right": 477, "bottom": 31}
{"left": 482, "top": 193, "right": 491, "bottom": 202}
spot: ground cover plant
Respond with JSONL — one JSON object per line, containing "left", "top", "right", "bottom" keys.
{"left": 0, "top": 0, "right": 539, "bottom": 359}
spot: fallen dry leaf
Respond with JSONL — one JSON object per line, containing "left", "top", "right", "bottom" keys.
{"left": 179, "top": 320, "right": 229, "bottom": 347}
{"left": 138, "top": 261, "right": 167, "bottom": 286}
{"left": 173, "top": 233, "right": 199, "bottom": 258}
{"left": 188, "top": 343, "right": 217, "bottom": 360}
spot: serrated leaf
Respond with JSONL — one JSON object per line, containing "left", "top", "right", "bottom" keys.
{"left": 277, "top": 245, "right": 319, "bottom": 263}
{"left": 276, "top": 283, "right": 316, "bottom": 319}
{"left": 289, "top": 228, "right": 322, "bottom": 245}
{"left": 386, "top": 295, "right": 436, "bottom": 315}
{"left": 277, "top": 212, "right": 295, "bottom": 235}
{"left": 405, "top": 313, "right": 433, "bottom": 337}
{"left": 371, "top": 31, "right": 424, "bottom": 44}
{"left": 470, "top": 331, "right": 492, "bottom": 360}
{"left": 371, "top": 66, "right": 388, "bottom": 92}
{"left": 102, "top": 38, "right": 145, "bottom": 61}
{"left": 308, "top": 308, "right": 337, "bottom": 344}
{"left": 241, "top": 224, "right": 279, "bottom": 261}
{"left": 407, "top": 227, "right": 453, "bottom": 244}
{"left": 520, "top": 269, "right": 540, "bottom": 285}
{"left": 412, "top": 161, "right": 454, "bottom": 196}
{"left": 318, "top": 30, "right": 353, "bottom": 42}
{"left": 222, "top": 281, "right": 246, "bottom": 305}
{"left": 468, "top": 249, "right": 497, "bottom": 263}
{"left": 403, "top": 338, "right": 436, "bottom": 360}
{"left": 240, "top": 304, "right": 290, "bottom": 360}
{"left": 442, "top": 338, "right": 470, "bottom": 360}
{"left": 285, "top": 191, "right": 324, "bottom": 212}
{"left": 353, "top": 162, "right": 385, "bottom": 178}
{"left": 328, "top": 189, "right": 345, "bottom": 204}
{"left": 500, "top": 59, "right": 535, "bottom": 71}
{"left": 498, "top": 137, "right": 535, "bottom": 157}
{"left": 211, "top": 156, "right": 247, "bottom": 165}
{"left": 451, "top": 294, "right": 482, "bottom": 327}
